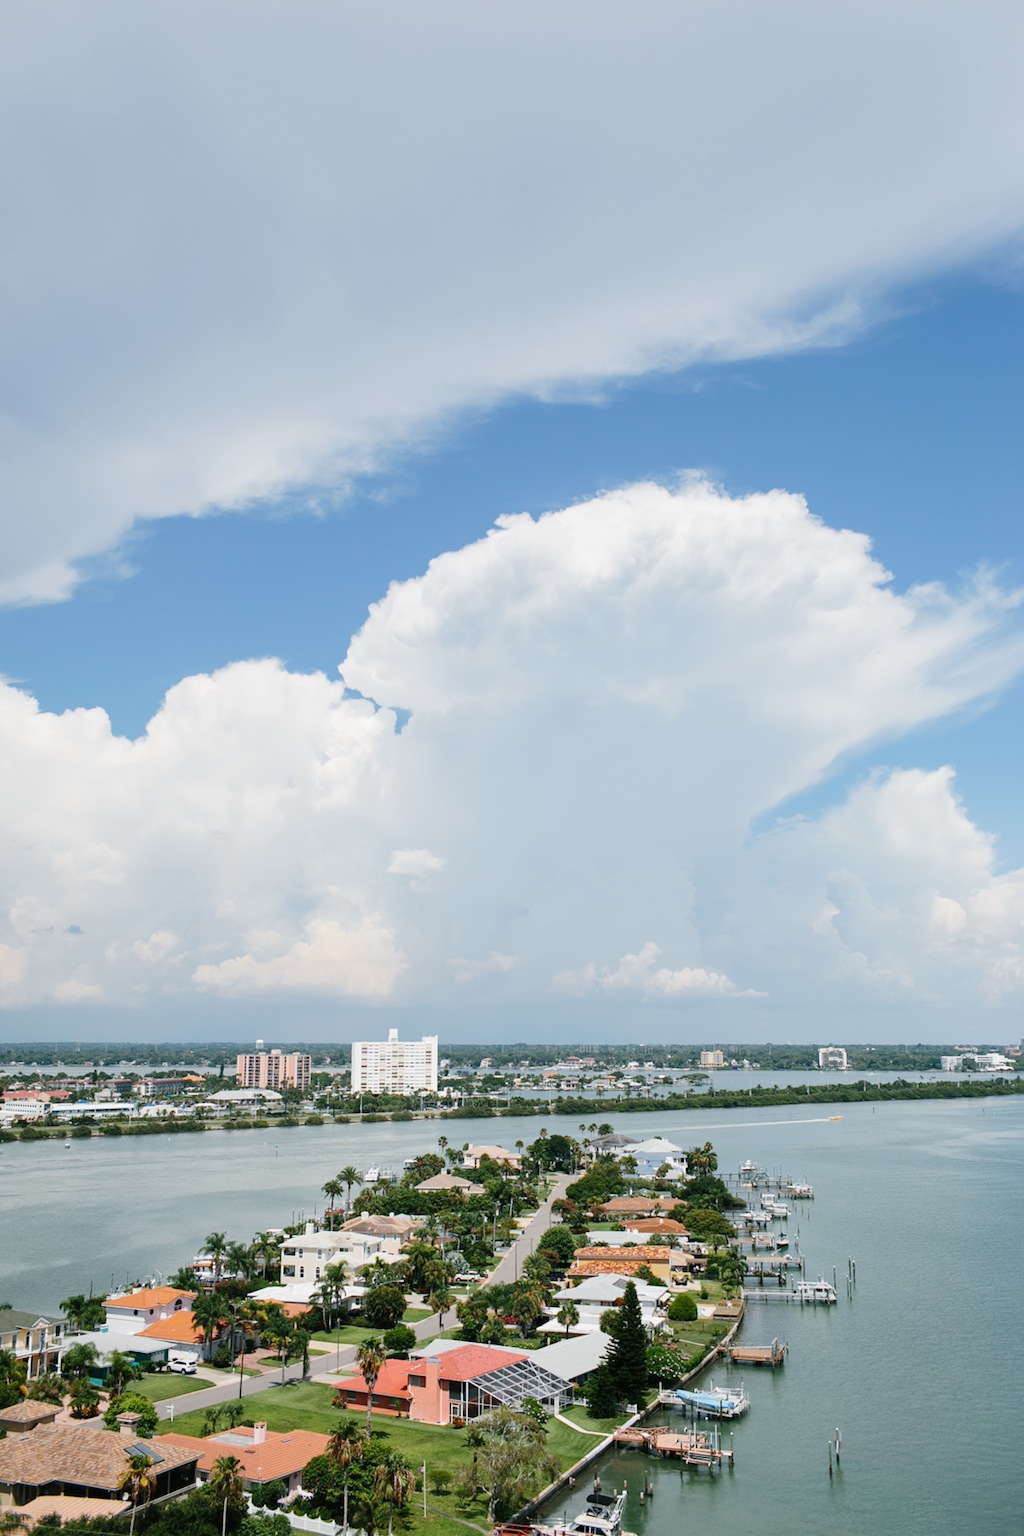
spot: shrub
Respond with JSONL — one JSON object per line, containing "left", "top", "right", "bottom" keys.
{"left": 382, "top": 1325, "right": 417, "bottom": 1357}
{"left": 430, "top": 1469, "right": 453, "bottom": 1496}
{"left": 668, "top": 1293, "right": 698, "bottom": 1322}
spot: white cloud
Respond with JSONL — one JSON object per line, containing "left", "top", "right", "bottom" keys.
{"left": 556, "top": 942, "right": 762, "bottom": 999}
{"left": 448, "top": 952, "right": 520, "bottom": 985}
{"left": 1, "top": 482, "right": 1024, "bottom": 1022}
{"left": 2, "top": 3, "right": 1024, "bottom": 600}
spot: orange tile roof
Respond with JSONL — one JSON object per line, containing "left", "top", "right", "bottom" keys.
{"left": 137, "top": 1311, "right": 204, "bottom": 1344}
{"left": 573, "top": 1246, "right": 671, "bottom": 1263}
{"left": 157, "top": 1428, "right": 330, "bottom": 1484}
{"left": 423, "top": 1344, "right": 527, "bottom": 1382}
{"left": 338, "top": 1359, "right": 414, "bottom": 1400}
{"left": 622, "top": 1218, "right": 689, "bottom": 1234}
{"left": 106, "top": 1287, "right": 196, "bottom": 1309}
{"left": 568, "top": 1260, "right": 669, "bottom": 1277}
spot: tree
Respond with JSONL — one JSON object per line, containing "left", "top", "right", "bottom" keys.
{"left": 361, "top": 1285, "right": 406, "bottom": 1332}
{"left": 537, "top": 1225, "right": 577, "bottom": 1266}
{"left": 60, "top": 1341, "right": 99, "bottom": 1381}
{"left": 27, "top": 1372, "right": 64, "bottom": 1404}
{"left": 208, "top": 1455, "right": 247, "bottom": 1536}
{"left": 105, "top": 1349, "right": 140, "bottom": 1396}
{"left": 582, "top": 1363, "right": 619, "bottom": 1419}
{"left": 683, "top": 1207, "right": 737, "bottom": 1241}
{"left": 645, "top": 1343, "right": 690, "bottom": 1386}
{"left": 468, "top": 1407, "right": 560, "bottom": 1523}
{"left": 325, "top": 1421, "right": 369, "bottom": 1535}
{"left": 104, "top": 1390, "right": 158, "bottom": 1438}
{"left": 68, "top": 1377, "right": 100, "bottom": 1417}
{"left": 427, "top": 1283, "right": 455, "bottom": 1329}
{"left": 355, "top": 1338, "right": 386, "bottom": 1434}
{"left": 118, "top": 1452, "right": 156, "bottom": 1536}
{"left": 605, "top": 1282, "right": 648, "bottom": 1407}
{"left": 668, "top": 1292, "right": 698, "bottom": 1322}
{"left": 599, "top": 1308, "right": 621, "bottom": 1338}
{"left": 323, "top": 1177, "right": 344, "bottom": 1226}
{"left": 61, "top": 1293, "right": 105, "bottom": 1332}
{"left": 373, "top": 1449, "right": 415, "bottom": 1536}
{"left": 382, "top": 1324, "right": 416, "bottom": 1357}
{"left": 685, "top": 1141, "right": 719, "bottom": 1175}
{"left": 338, "top": 1166, "right": 362, "bottom": 1212}
{"left": 202, "top": 1232, "right": 229, "bottom": 1284}
{"left": 193, "top": 1293, "right": 229, "bottom": 1358}
{"left": 556, "top": 1301, "right": 579, "bottom": 1337}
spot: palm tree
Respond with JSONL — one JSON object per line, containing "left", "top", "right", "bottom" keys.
{"left": 338, "top": 1166, "right": 361, "bottom": 1213}
{"left": 192, "top": 1292, "right": 229, "bottom": 1359}
{"left": 117, "top": 1451, "right": 155, "bottom": 1536}
{"left": 427, "top": 1284, "right": 454, "bottom": 1331}
{"left": 251, "top": 1231, "right": 282, "bottom": 1279}
{"left": 355, "top": 1338, "right": 386, "bottom": 1435}
{"left": 373, "top": 1450, "right": 415, "bottom": 1536}
{"left": 556, "top": 1301, "right": 580, "bottom": 1337}
{"left": 322, "top": 1177, "right": 344, "bottom": 1227}
{"left": 208, "top": 1454, "right": 246, "bottom": 1536}
{"left": 202, "top": 1231, "right": 229, "bottom": 1284}
{"left": 225, "top": 1241, "right": 254, "bottom": 1280}
{"left": 328, "top": 1421, "right": 368, "bottom": 1535}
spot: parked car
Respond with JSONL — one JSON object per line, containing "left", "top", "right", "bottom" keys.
{"left": 167, "top": 1353, "right": 198, "bottom": 1374}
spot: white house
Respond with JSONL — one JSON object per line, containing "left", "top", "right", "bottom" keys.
{"left": 103, "top": 1287, "right": 196, "bottom": 1336}
{"left": 279, "top": 1222, "right": 406, "bottom": 1284}
{"left": 540, "top": 1275, "right": 669, "bottom": 1335}
{"left": 617, "top": 1137, "right": 688, "bottom": 1179}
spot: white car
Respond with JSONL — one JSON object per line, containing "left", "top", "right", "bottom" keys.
{"left": 167, "top": 1355, "right": 198, "bottom": 1375}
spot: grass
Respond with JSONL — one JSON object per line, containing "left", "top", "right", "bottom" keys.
{"left": 135, "top": 1375, "right": 208, "bottom": 1402}
{"left": 310, "top": 1308, "right": 431, "bottom": 1346}
{"left": 558, "top": 1402, "right": 624, "bottom": 1436}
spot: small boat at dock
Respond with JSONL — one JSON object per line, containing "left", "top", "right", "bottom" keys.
{"left": 675, "top": 1381, "right": 750, "bottom": 1418}
{"left": 525, "top": 1488, "right": 633, "bottom": 1536}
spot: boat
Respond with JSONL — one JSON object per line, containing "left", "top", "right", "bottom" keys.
{"left": 793, "top": 1278, "right": 837, "bottom": 1304}
{"left": 675, "top": 1381, "right": 750, "bottom": 1419}
{"left": 785, "top": 1180, "right": 814, "bottom": 1198}
{"left": 529, "top": 1488, "right": 632, "bottom": 1536}
{"left": 364, "top": 1165, "right": 381, "bottom": 1182}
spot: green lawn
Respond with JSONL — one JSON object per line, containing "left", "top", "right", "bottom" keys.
{"left": 310, "top": 1308, "right": 430, "bottom": 1346}
{"left": 136, "top": 1375, "right": 208, "bottom": 1402}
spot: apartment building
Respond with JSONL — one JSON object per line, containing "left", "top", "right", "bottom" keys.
{"left": 699, "top": 1049, "right": 725, "bottom": 1069}
{"left": 817, "top": 1047, "right": 848, "bottom": 1070}
{"left": 236, "top": 1047, "right": 312, "bottom": 1092}
{"left": 350, "top": 1029, "right": 438, "bottom": 1094}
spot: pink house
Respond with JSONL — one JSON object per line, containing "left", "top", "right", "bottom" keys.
{"left": 336, "top": 1344, "right": 570, "bottom": 1424}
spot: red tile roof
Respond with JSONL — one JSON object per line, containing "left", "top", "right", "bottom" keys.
{"left": 137, "top": 1312, "right": 204, "bottom": 1344}
{"left": 421, "top": 1344, "right": 527, "bottom": 1382}
{"left": 339, "top": 1359, "right": 414, "bottom": 1400}
{"left": 157, "top": 1428, "right": 330, "bottom": 1484}
{"left": 106, "top": 1288, "right": 196, "bottom": 1309}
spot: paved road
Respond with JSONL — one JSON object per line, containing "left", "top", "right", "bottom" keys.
{"left": 157, "top": 1173, "right": 572, "bottom": 1421}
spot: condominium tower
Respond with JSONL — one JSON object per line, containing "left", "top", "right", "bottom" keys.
{"left": 236, "top": 1046, "right": 312, "bottom": 1092}
{"left": 350, "top": 1029, "right": 439, "bottom": 1095}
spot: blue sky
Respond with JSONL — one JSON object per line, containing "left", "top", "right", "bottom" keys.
{"left": 2, "top": 4, "right": 1024, "bottom": 1043}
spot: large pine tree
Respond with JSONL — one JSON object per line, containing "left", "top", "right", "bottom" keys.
{"left": 607, "top": 1281, "right": 649, "bottom": 1406}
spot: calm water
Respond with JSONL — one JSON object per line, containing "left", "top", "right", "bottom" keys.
{"left": 2, "top": 1096, "right": 1022, "bottom": 1534}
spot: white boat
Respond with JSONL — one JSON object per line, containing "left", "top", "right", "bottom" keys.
{"left": 794, "top": 1278, "right": 837, "bottom": 1304}
{"left": 785, "top": 1181, "right": 814, "bottom": 1198}
{"left": 364, "top": 1165, "right": 380, "bottom": 1182}
{"left": 533, "top": 1488, "right": 631, "bottom": 1536}
{"left": 676, "top": 1381, "right": 750, "bottom": 1418}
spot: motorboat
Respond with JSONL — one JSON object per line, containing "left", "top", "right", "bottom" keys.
{"left": 676, "top": 1381, "right": 750, "bottom": 1418}
{"left": 531, "top": 1488, "right": 632, "bottom": 1536}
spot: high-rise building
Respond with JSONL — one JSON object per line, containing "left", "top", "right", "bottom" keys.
{"left": 817, "top": 1047, "right": 848, "bottom": 1071}
{"left": 350, "top": 1029, "right": 438, "bottom": 1095}
{"left": 699, "top": 1049, "right": 725, "bottom": 1069}
{"left": 236, "top": 1047, "right": 312, "bottom": 1092}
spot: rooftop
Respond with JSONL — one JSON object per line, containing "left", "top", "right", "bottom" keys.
{"left": 106, "top": 1288, "right": 196, "bottom": 1310}
{"left": 157, "top": 1427, "right": 330, "bottom": 1484}
{"left": 0, "top": 1424, "right": 199, "bottom": 1494}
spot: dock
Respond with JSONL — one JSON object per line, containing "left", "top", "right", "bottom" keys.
{"left": 728, "top": 1337, "right": 787, "bottom": 1368}
{"left": 612, "top": 1426, "right": 734, "bottom": 1469}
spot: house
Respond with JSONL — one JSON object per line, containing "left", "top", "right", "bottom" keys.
{"left": 622, "top": 1218, "right": 689, "bottom": 1236}
{"left": 136, "top": 1310, "right": 207, "bottom": 1359}
{"left": 531, "top": 1331, "right": 610, "bottom": 1385}
{"left": 461, "top": 1145, "right": 522, "bottom": 1171}
{"left": 279, "top": 1222, "right": 406, "bottom": 1285}
{"left": 596, "top": 1196, "right": 678, "bottom": 1218}
{"left": 341, "top": 1215, "right": 424, "bottom": 1242}
{"left": 103, "top": 1288, "right": 196, "bottom": 1336}
{"left": 414, "top": 1173, "right": 486, "bottom": 1197}
{"left": 616, "top": 1137, "right": 687, "bottom": 1179}
{"left": 0, "top": 1311, "right": 65, "bottom": 1380}
{"left": 336, "top": 1343, "right": 571, "bottom": 1423}
{"left": 568, "top": 1245, "right": 673, "bottom": 1280}
{"left": 588, "top": 1134, "right": 638, "bottom": 1155}
{"left": 540, "top": 1275, "right": 669, "bottom": 1336}
{"left": 157, "top": 1423, "right": 330, "bottom": 1496}
{"left": 0, "top": 1404, "right": 60, "bottom": 1436}
{"left": 0, "top": 1418, "right": 199, "bottom": 1508}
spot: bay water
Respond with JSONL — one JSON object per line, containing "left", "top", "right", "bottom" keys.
{"left": 2, "top": 1094, "right": 1021, "bottom": 1533}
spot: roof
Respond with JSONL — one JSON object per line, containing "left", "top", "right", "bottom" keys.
{"left": 157, "top": 1428, "right": 330, "bottom": 1484}
{"left": 342, "top": 1215, "right": 423, "bottom": 1235}
{"left": 0, "top": 1425, "right": 199, "bottom": 1493}
{"left": 629, "top": 1137, "right": 683, "bottom": 1155}
{"left": 0, "top": 1310, "right": 62, "bottom": 1331}
{"left": 415, "top": 1173, "right": 485, "bottom": 1194}
{"left": 622, "top": 1218, "right": 689, "bottom": 1234}
{"left": 464, "top": 1145, "right": 520, "bottom": 1162}
{"left": 572, "top": 1246, "right": 671, "bottom": 1263}
{"left": 338, "top": 1358, "right": 414, "bottom": 1400}
{"left": 422, "top": 1344, "right": 527, "bottom": 1382}
{"left": 531, "top": 1332, "right": 611, "bottom": 1381}
{"left": 137, "top": 1311, "right": 204, "bottom": 1344}
{"left": 16, "top": 1495, "right": 126, "bottom": 1527}
{"left": 409, "top": 1338, "right": 523, "bottom": 1362}
{"left": 107, "top": 1288, "right": 196, "bottom": 1310}
{"left": 596, "top": 1197, "right": 663, "bottom": 1214}
{"left": 0, "top": 1401, "right": 60, "bottom": 1427}
{"left": 568, "top": 1260, "right": 670, "bottom": 1277}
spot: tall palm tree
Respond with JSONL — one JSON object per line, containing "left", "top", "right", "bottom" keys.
{"left": 208, "top": 1455, "right": 246, "bottom": 1536}
{"left": 117, "top": 1452, "right": 155, "bottom": 1536}
{"left": 355, "top": 1338, "right": 386, "bottom": 1435}
{"left": 373, "top": 1450, "right": 415, "bottom": 1536}
{"left": 192, "top": 1293, "right": 229, "bottom": 1359}
{"left": 328, "top": 1421, "right": 368, "bottom": 1536}
{"left": 202, "top": 1232, "right": 229, "bottom": 1284}
{"left": 224, "top": 1241, "right": 253, "bottom": 1281}
{"left": 322, "top": 1177, "right": 344, "bottom": 1227}
{"left": 556, "top": 1300, "right": 580, "bottom": 1337}
{"left": 427, "top": 1284, "right": 454, "bottom": 1331}
{"left": 250, "top": 1232, "right": 281, "bottom": 1279}
{"left": 338, "top": 1166, "right": 361, "bottom": 1213}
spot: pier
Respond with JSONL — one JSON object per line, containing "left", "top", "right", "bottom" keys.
{"left": 612, "top": 1426, "right": 734, "bottom": 1469}
{"left": 728, "top": 1337, "right": 787, "bottom": 1368}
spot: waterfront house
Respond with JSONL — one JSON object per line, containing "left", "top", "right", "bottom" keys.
{"left": 279, "top": 1222, "right": 405, "bottom": 1285}
{"left": 596, "top": 1196, "right": 679, "bottom": 1218}
{"left": 461, "top": 1145, "right": 522, "bottom": 1171}
{"left": 336, "top": 1343, "right": 570, "bottom": 1423}
{"left": 104, "top": 1288, "right": 196, "bottom": 1335}
{"left": 615, "top": 1137, "right": 687, "bottom": 1179}
{"left": 0, "top": 1418, "right": 199, "bottom": 1509}
{"left": 530, "top": 1331, "right": 611, "bottom": 1385}
{"left": 414, "top": 1172, "right": 487, "bottom": 1197}
{"left": 157, "top": 1424, "right": 330, "bottom": 1496}
{"left": 568, "top": 1244, "right": 674, "bottom": 1280}
{"left": 540, "top": 1275, "right": 669, "bottom": 1336}
{"left": 341, "top": 1214, "right": 425, "bottom": 1241}
{"left": 0, "top": 1310, "right": 65, "bottom": 1380}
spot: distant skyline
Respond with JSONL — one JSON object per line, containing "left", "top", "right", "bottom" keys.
{"left": 2, "top": 5, "right": 1024, "bottom": 1045}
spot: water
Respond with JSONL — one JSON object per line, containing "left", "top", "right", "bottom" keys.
{"left": 2, "top": 1096, "right": 1022, "bottom": 1533}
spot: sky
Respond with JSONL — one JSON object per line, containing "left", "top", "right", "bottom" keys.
{"left": 2, "top": 1, "right": 1024, "bottom": 1046}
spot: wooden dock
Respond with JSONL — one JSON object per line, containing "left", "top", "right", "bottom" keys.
{"left": 728, "top": 1337, "right": 787, "bottom": 1368}
{"left": 611, "top": 1427, "right": 734, "bottom": 1469}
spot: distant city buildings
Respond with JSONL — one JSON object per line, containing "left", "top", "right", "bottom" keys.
{"left": 350, "top": 1029, "right": 439, "bottom": 1094}
{"left": 699, "top": 1049, "right": 725, "bottom": 1069}
{"left": 236, "top": 1046, "right": 311, "bottom": 1092}
{"left": 817, "top": 1047, "right": 848, "bottom": 1070}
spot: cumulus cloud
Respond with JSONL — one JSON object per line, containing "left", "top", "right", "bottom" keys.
{"left": 1, "top": 481, "right": 1024, "bottom": 1021}
{"left": 2, "top": 3, "right": 1024, "bottom": 600}
{"left": 555, "top": 943, "right": 762, "bottom": 999}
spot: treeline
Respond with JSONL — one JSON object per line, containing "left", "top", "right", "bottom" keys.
{"left": 552, "top": 1075, "right": 1024, "bottom": 1116}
